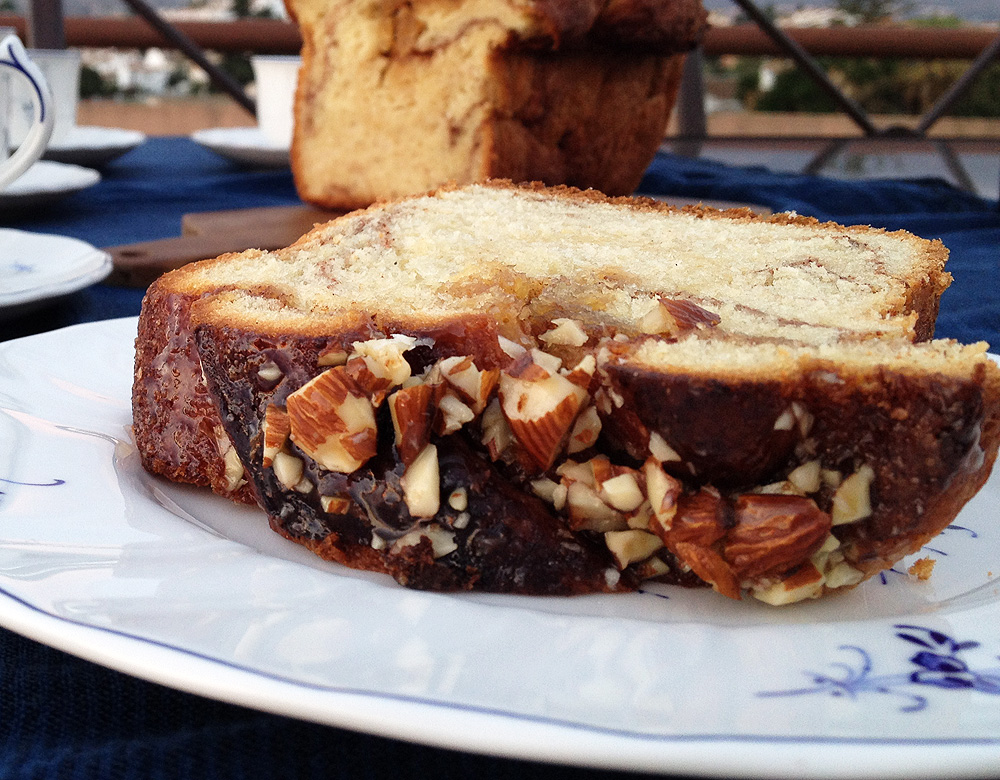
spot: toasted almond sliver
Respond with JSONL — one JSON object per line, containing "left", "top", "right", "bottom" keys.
{"left": 604, "top": 529, "right": 663, "bottom": 569}
{"left": 539, "top": 318, "right": 588, "bottom": 347}
{"left": 831, "top": 465, "right": 875, "bottom": 525}
{"left": 272, "top": 451, "right": 304, "bottom": 490}
{"left": 401, "top": 444, "right": 440, "bottom": 518}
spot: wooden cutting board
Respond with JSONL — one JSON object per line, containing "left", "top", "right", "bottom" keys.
{"left": 104, "top": 205, "right": 342, "bottom": 287}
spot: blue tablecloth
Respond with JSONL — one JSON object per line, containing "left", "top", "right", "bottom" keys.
{"left": 1, "top": 137, "right": 998, "bottom": 779}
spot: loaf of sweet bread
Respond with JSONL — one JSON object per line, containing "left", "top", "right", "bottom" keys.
{"left": 132, "top": 182, "right": 1000, "bottom": 603}
{"left": 284, "top": 0, "right": 706, "bottom": 209}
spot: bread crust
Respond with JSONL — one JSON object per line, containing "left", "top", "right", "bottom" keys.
{"left": 132, "top": 286, "right": 257, "bottom": 502}
{"left": 602, "top": 350, "right": 1000, "bottom": 583}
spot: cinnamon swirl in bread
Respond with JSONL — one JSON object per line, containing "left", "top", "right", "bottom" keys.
{"left": 285, "top": 0, "right": 706, "bottom": 209}
{"left": 132, "top": 182, "right": 1000, "bottom": 602}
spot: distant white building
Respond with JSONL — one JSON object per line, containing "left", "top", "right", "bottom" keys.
{"left": 81, "top": 46, "right": 201, "bottom": 95}
{"left": 706, "top": 10, "right": 736, "bottom": 27}
{"left": 162, "top": 0, "right": 287, "bottom": 20}
{"left": 703, "top": 4, "right": 860, "bottom": 29}
{"left": 778, "top": 7, "right": 857, "bottom": 27}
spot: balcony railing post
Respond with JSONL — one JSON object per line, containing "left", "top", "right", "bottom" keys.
{"left": 675, "top": 45, "right": 707, "bottom": 157}
{"left": 28, "top": 0, "right": 66, "bottom": 47}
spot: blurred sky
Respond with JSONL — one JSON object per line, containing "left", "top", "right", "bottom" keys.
{"left": 700, "top": 1, "right": 998, "bottom": 22}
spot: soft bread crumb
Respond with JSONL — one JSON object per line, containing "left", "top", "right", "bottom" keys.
{"left": 181, "top": 183, "right": 952, "bottom": 356}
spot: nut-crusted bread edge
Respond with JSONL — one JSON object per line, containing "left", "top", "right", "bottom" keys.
{"left": 131, "top": 182, "right": 995, "bottom": 603}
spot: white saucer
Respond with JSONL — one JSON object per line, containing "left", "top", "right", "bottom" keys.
{"left": 0, "top": 229, "right": 112, "bottom": 319}
{"left": 192, "top": 126, "right": 290, "bottom": 168}
{"left": 0, "top": 160, "right": 101, "bottom": 209}
{"left": 43, "top": 125, "right": 147, "bottom": 167}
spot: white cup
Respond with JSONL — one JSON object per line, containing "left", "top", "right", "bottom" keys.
{"left": 10, "top": 48, "right": 80, "bottom": 147}
{"left": 1, "top": 32, "right": 54, "bottom": 190}
{"left": 251, "top": 54, "right": 300, "bottom": 148}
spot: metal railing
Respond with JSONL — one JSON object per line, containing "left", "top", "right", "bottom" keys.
{"left": 0, "top": 13, "right": 300, "bottom": 52}
{"left": 2, "top": 9, "right": 998, "bottom": 138}
{"left": 4, "top": 14, "right": 997, "bottom": 60}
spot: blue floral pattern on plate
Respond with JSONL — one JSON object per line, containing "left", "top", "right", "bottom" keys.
{"left": 0, "top": 39, "right": 47, "bottom": 120}
{"left": 0, "top": 263, "right": 36, "bottom": 275}
{"left": 760, "top": 624, "right": 1000, "bottom": 712}
{"left": 0, "top": 476, "right": 65, "bottom": 493}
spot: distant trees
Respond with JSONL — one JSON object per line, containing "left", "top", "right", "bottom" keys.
{"left": 217, "top": 0, "right": 278, "bottom": 90}
{"left": 725, "top": 10, "right": 1000, "bottom": 119}
{"left": 745, "top": 57, "right": 1000, "bottom": 118}
{"left": 749, "top": 58, "right": 1000, "bottom": 118}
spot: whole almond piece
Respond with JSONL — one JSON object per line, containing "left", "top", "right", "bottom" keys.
{"left": 653, "top": 487, "right": 727, "bottom": 548}
{"left": 724, "top": 494, "right": 831, "bottom": 580}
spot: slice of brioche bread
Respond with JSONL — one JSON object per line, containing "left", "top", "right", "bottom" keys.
{"left": 133, "top": 182, "right": 999, "bottom": 602}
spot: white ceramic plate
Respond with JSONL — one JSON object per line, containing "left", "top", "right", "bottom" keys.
{"left": 43, "top": 126, "right": 147, "bottom": 168}
{"left": 1, "top": 318, "right": 999, "bottom": 779}
{"left": 0, "top": 160, "right": 101, "bottom": 209}
{"left": 0, "top": 230, "right": 112, "bottom": 319}
{"left": 191, "top": 126, "right": 290, "bottom": 168}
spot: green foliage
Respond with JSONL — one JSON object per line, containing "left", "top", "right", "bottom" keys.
{"left": 951, "top": 62, "right": 1000, "bottom": 117}
{"left": 718, "top": 49, "right": 1000, "bottom": 119}
{"left": 79, "top": 65, "right": 116, "bottom": 99}
{"left": 839, "top": 58, "right": 913, "bottom": 114}
{"left": 755, "top": 67, "right": 836, "bottom": 112}
{"left": 911, "top": 14, "right": 964, "bottom": 28}
{"left": 725, "top": 56, "right": 766, "bottom": 107}
{"left": 215, "top": 53, "right": 253, "bottom": 89}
